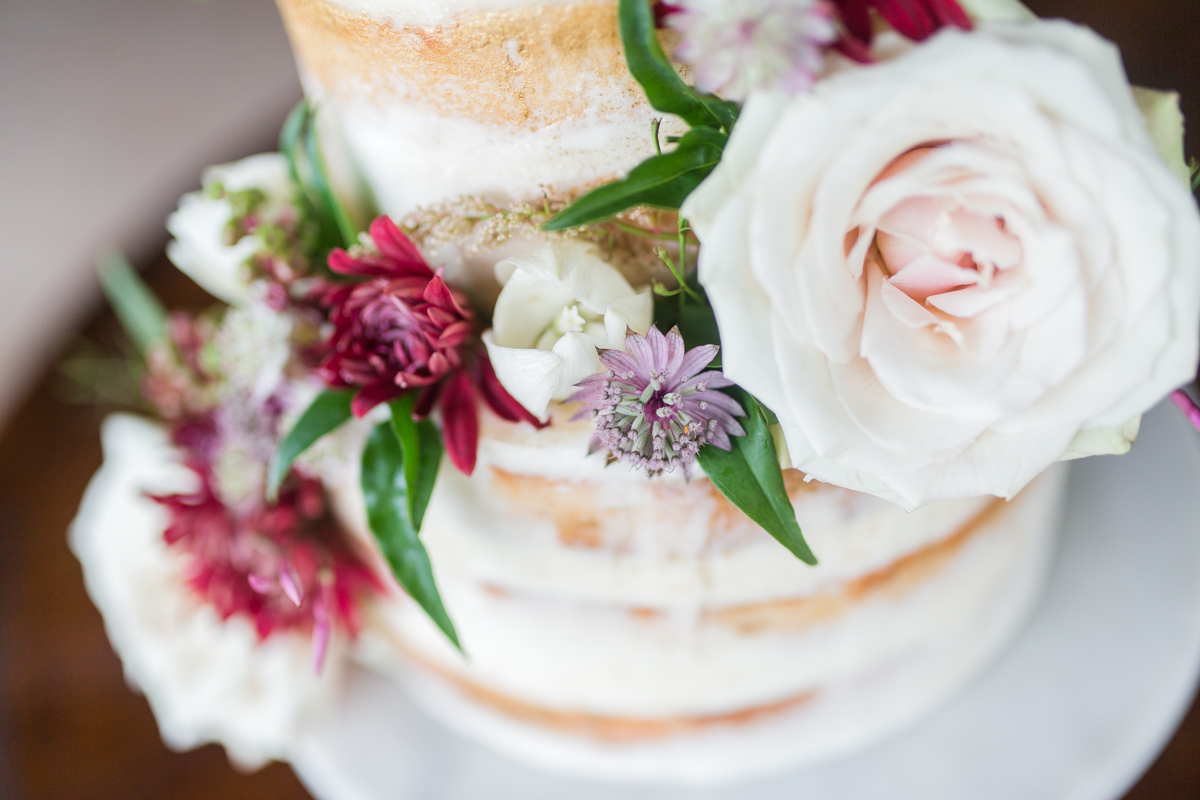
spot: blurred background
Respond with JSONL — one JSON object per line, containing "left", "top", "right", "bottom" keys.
{"left": 0, "top": 0, "right": 1198, "bottom": 797}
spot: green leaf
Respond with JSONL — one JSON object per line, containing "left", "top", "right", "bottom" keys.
{"left": 544, "top": 127, "right": 726, "bottom": 230}
{"left": 389, "top": 395, "right": 442, "bottom": 531}
{"left": 305, "top": 113, "right": 361, "bottom": 246}
{"left": 698, "top": 391, "right": 817, "bottom": 565}
{"left": 266, "top": 389, "right": 354, "bottom": 501}
{"left": 279, "top": 101, "right": 308, "bottom": 190}
{"left": 618, "top": 0, "right": 738, "bottom": 132}
{"left": 279, "top": 100, "right": 361, "bottom": 250}
{"left": 96, "top": 249, "right": 168, "bottom": 355}
{"left": 654, "top": 287, "right": 721, "bottom": 352}
{"left": 361, "top": 421, "right": 461, "bottom": 650}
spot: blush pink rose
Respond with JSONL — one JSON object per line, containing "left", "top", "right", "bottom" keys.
{"left": 683, "top": 22, "right": 1200, "bottom": 509}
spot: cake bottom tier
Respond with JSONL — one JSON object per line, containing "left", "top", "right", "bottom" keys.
{"left": 355, "top": 468, "right": 1065, "bottom": 785}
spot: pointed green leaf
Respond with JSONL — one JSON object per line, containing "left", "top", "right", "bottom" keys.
{"left": 305, "top": 113, "right": 361, "bottom": 246}
{"left": 618, "top": 0, "right": 739, "bottom": 132}
{"left": 279, "top": 100, "right": 309, "bottom": 190}
{"left": 361, "top": 421, "right": 460, "bottom": 650}
{"left": 96, "top": 249, "right": 168, "bottom": 355}
{"left": 389, "top": 395, "right": 442, "bottom": 531}
{"left": 544, "top": 127, "right": 726, "bottom": 230}
{"left": 266, "top": 389, "right": 354, "bottom": 501}
{"left": 278, "top": 100, "right": 361, "bottom": 250}
{"left": 698, "top": 392, "right": 817, "bottom": 565}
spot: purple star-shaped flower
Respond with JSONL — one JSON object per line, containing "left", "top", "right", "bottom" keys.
{"left": 568, "top": 325, "right": 746, "bottom": 475}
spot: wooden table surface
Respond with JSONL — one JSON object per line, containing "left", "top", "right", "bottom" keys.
{"left": 1, "top": 1, "right": 1199, "bottom": 796}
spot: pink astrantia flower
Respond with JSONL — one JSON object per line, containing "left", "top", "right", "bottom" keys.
{"left": 667, "top": 0, "right": 838, "bottom": 99}
{"left": 1171, "top": 390, "right": 1200, "bottom": 433}
{"left": 568, "top": 326, "right": 745, "bottom": 475}
{"left": 318, "top": 216, "right": 543, "bottom": 474}
{"left": 152, "top": 445, "right": 379, "bottom": 672}
{"left": 831, "top": 0, "right": 972, "bottom": 62}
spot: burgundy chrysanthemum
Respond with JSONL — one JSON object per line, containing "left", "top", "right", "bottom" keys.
{"left": 568, "top": 326, "right": 746, "bottom": 475}
{"left": 832, "top": 0, "right": 971, "bottom": 61}
{"left": 318, "top": 216, "right": 543, "bottom": 474}
{"left": 152, "top": 455, "right": 379, "bottom": 672}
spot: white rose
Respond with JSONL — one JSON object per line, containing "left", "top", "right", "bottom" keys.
{"left": 166, "top": 153, "right": 294, "bottom": 305}
{"left": 70, "top": 415, "right": 347, "bottom": 769}
{"left": 483, "top": 241, "right": 653, "bottom": 420}
{"left": 683, "top": 22, "right": 1200, "bottom": 509}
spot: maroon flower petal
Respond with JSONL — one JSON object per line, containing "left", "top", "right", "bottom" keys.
{"left": 873, "top": 0, "right": 935, "bottom": 40}
{"left": 350, "top": 382, "right": 405, "bottom": 418}
{"left": 369, "top": 216, "right": 431, "bottom": 274}
{"left": 440, "top": 369, "right": 480, "bottom": 475}
{"left": 927, "top": 0, "right": 971, "bottom": 29}
{"left": 835, "top": 0, "right": 873, "bottom": 42}
{"left": 834, "top": 34, "right": 874, "bottom": 63}
{"left": 653, "top": 1, "right": 683, "bottom": 28}
{"left": 413, "top": 382, "right": 441, "bottom": 419}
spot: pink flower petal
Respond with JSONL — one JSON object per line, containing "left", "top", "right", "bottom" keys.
{"left": 1171, "top": 390, "right": 1200, "bottom": 433}
{"left": 676, "top": 344, "right": 720, "bottom": 382}
{"left": 279, "top": 567, "right": 304, "bottom": 607}
{"left": 888, "top": 253, "right": 979, "bottom": 302}
{"left": 311, "top": 588, "right": 332, "bottom": 673}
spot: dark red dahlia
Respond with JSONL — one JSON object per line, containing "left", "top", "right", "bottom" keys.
{"left": 318, "top": 216, "right": 543, "bottom": 475}
{"left": 152, "top": 462, "right": 379, "bottom": 671}
{"left": 832, "top": 0, "right": 971, "bottom": 61}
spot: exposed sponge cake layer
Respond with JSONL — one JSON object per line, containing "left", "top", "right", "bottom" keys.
{"left": 352, "top": 466, "right": 1062, "bottom": 782}
{"left": 276, "top": 0, "right": 687, "bottom": 214}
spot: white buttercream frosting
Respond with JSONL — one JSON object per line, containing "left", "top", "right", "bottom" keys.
{"left": 358, "top": 464, "right": 1063, "bottom": 736}
{"left": 317, "top": 93, "right": 682, "bottom": 218}
{"left": 321, "top": 0, "right": 581, "bottom": 25}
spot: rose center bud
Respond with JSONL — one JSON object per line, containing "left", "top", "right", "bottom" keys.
{"left": 849, "top": 143, "right": 1026, "bottom": 347}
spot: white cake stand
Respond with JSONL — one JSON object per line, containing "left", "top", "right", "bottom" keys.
{"left": 289, "top": 401, "right": 1200, "bottom": 800}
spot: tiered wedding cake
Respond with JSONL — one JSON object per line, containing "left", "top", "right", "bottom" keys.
{"left": 71, "top": 0, "right": 1200, "bottom": 788}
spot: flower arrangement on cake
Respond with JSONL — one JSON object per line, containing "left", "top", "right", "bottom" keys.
{"left": 70, "top": 0, "right": 1200, "bottom": 787}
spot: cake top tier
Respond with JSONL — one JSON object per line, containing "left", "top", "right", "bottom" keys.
{"left": 317, "top": 0, "right": 586, "bottom": 24}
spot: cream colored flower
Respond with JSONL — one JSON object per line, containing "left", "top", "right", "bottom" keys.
{"left": 166, "top": 153, "right": 294, "bottom": 304}
{"left": 69, "top": 415, "right": 347, "bottom": 769}
{"left": 683, "top": 22, "right": 1200, "bottom": 509}
{"left": 483, "top": 241, "right": 653, "bottom": 421}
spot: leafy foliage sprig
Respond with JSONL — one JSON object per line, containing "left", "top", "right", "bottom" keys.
{"left": 547, "top": 0, "right": 817, "bottom": 566}
{"left": 543, "top": 0, "right": 737, "bottom": 231}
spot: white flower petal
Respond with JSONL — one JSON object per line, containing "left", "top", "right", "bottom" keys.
{"left": 604, "top": 290, "right": 653, "bottom": 348}
{"left": 550, "top": 331, "right": 604, "bottom": 399}
{"left": 1060, "top": 415, "right": 1141, "bottom": 461}
{"left": 166, "top": 194, "right": 257, "bottom": 305}
{"left": 490, "top": 269, "right": 579, "bottom": 348}
{"left": 483, "top": 331, "right": 563, "bottom": 421}
{"left": 565, "top": 246, "right": 639, "bottom": 316}
{"left": 1132, "top": 87, "right": 1191, "bottom": 185}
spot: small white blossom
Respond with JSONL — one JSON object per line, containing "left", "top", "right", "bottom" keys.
{"left": 482, "top": 241, "right": 653, "bottom": 421}
{"left": 166, "top": 153, "right": 295, "bottom": 304}
{"left": 669, "top": 0, "right": 838, "bottom": 100}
